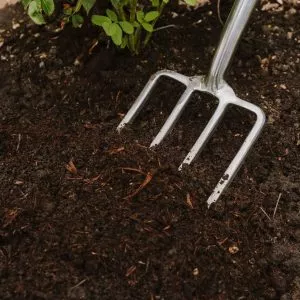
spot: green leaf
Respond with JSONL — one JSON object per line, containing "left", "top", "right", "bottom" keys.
{"left": 163, "top": 0, "right": 169, "bottom": 3}
{"left": 63, "top": 7, "right": 73, "bottom": 15}
{"left": 72, "top": 14, "right": 84, "bottom": 28}
{"left": 111, "top": 0, "right": 119, "bottom": 9}
{"left": 119, "top": 21, "right": 134, "bottom": 34}
{"left": 141, "top": 22, "right": 153, "bottom": 32}
{"left": 121, "top": 36, "right": 127, "bottom": 49}
{"left": 102, "top": 22, "right": 118, "bottom": 36}
{"left": 74, "top": 0, "right": 82, "bottom": 12}
{"left": 133, "top": 21, "right": 140, "bottom": 28}
{"left": 21, "top": 0, "right": 32, "bottom": 9}
{"left": 91, "top": 15, "right": 111, "bottom": 26}
{"left": 41, "top": 0, "right": 54, "bottom": 16}
{"left": 102, "top": 22, "right": 110, "bottom": 35}
{"left": 151, "top": 0, "right": 159, "bottom": 8}
{"left": 106, "top": 9, "right": 118, "bottom": 22}
{"left": 184, "top": 0, "right": 196, "bottom": 5}
{"left": 136, "top": 11, "right": 144, "bottom": 24}
{"left": 144, "top": 11, "right": 159, "bottom": 22}
{"left": 81, "top": 0, "right": 96, "bottom": 14}
{"left": 111, "top": 24, "right": 122, "bottom": 46}
{"left": 28, "top": 1, "right": 45, "bottom": 25}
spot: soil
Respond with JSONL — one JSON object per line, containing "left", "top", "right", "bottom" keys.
{"left": 0, "top": 2, "right": 299, "bottom": 299}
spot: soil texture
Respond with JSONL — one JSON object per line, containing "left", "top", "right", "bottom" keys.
{"left": 0, "top": 2, "right": 300, "bottom": 299}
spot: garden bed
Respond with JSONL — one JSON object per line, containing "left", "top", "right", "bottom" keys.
{"left": 0, "top": 2, "right": 299, "bottom": 299}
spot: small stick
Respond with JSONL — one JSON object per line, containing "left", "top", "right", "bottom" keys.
{"left": 154, "top": 24, "right": 179, "bottom": 32}
{"left": 69, "top": 278, "right": 87, "bottom": 291}
{"left": 260, "top": 207, "right": 271, "bottom": 221}
{"left": 217, "top": 0, "right": 224, "bottom": 26}
{"left": 121, "top": 167, "right": 146, "bottom": 176}
{"left": 16, "top": 134, "right": 21, "bottom": 151}
{"left": 272, "top": 193, "right": 282, "bottom": 220}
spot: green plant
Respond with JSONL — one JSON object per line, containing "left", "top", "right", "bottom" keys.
{"left": 91, "top": 0, "right": 196, "bottom": 54}
{"left": 21, "top": 0, "right": 197, "bottom": 54}
{"left": 21, "top": 0, "right": 55, "bottom": 24}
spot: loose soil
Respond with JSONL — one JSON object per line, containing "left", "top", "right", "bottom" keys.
{"left": 0, "top": 2, "right": 299, "bottom": 299}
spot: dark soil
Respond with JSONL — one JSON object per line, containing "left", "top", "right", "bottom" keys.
{"left": 0, "top": 2, "right": 299, "bottom": 299}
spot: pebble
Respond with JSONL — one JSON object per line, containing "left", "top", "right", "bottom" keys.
{"left": 294, "top": 230, "right": 300, "bottom": 242}
{"left": 168, "top": 248, "right": 177, "bottom": 255}
{"left": 12, "top": 22, "right": 20, "bottom": 30}
{"left": 39, "top": 61, "right": 45, "bottom": 68}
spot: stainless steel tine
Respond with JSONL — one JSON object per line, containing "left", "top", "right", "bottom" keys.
{"left": 117, "top": 70, "right": 189, "bottom": 132}
{"left": 207, "top": 98, "right": 266, "bottom": 208}
{"left": 150, "top": 80, "right": 195, "bottom": 147}
{"left": 179, "top": 99, "right": 228, "bottom": 170}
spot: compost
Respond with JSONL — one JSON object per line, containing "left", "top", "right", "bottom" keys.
{"left": 0, "top": 2, "right": 299, "bottom": 299}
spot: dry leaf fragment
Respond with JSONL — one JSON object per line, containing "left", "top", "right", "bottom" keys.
{"left": 65, "top": 160, "right": 77, "bottom": 175}
{"left": 186, "top": 193, "right": 194, "bottom": 209}
{"left": 121, "top": 167, "right": 146, "bottom": 175}
{"left": 124, "top": 170, "right": 155, "bottom": 200}
{"left": 126, "top": 266, "right": 136, "bottom": 277}
{"left": 3, "top": 208, "right": 21, "bottom": 228}
{"left": 228, "top": 245, "right": 239, "bottom": 254}
{"left": 108, "top": 147, "right": 125, "bottom": 155}
{"left": 88, "top": 39, "right": 99, "bottom": 55}
{"left": 83, "top": 123, "right": 97, "bottom": 129}
{"left": 83, "top": 174, "right": 102, "bottom": 184}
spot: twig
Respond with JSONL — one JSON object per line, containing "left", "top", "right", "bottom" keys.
{"left": 124, "top": 170, "right": 156, "bottom": 200}
{"left": 69, "top": 278, "right": 87, "bottom": 292}
{"left": 154, "top": 24, "right": 180, "bottom": 32}
{"left": 260, "top": 207, "right": 272, "bottom": 221}
{"left": 16, "top": 134, "right": 21, "bottom": 151}
{"left": 217, "top": 0, "right": 224, "bottom": 26}
{"left": 121, "top": 167, "right": 146, "bottom": 176}
{"left": 273, "top": 193, "right": 282, "bottom": 220}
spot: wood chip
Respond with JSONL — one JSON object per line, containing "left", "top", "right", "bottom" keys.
{"left": 108, "top": 147, "right": 125, "bottom": 155}
{"left": 124, "top": 170, "right": 155, "bottom": 200}
{"left": 186, "top": 193, "right": 194, "bottom": 209}
{"left": 65, "top": 160, "right": 77, "bottom": 175}
{"left": 125, "top": 266, "right": 136, "bottom": 277}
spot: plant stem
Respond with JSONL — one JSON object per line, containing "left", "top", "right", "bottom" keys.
{"left": 143, "top": 1, "right": 166, "bottom": 48}
{"left": 129, "top": 0, "right": 138, "bottom": 54}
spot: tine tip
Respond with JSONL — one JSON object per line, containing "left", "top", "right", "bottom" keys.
{"left": 117, "top": 123, "right": 125, "bottom": 133}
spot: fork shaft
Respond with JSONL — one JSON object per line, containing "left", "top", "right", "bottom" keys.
{"left": 206, "top": 0, "right": 258, "bottom": 91}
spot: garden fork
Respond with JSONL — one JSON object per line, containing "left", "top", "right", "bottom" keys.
{"left": 117, "top": 0, "right": 266, "bottom": 208}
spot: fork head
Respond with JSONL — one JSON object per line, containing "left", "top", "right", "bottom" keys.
{"left": 117, "top": 70, "right": 265, "bottom": 207}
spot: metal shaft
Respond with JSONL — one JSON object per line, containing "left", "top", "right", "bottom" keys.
{"left": 206, "top": 0, "right": 258, "bottom": 91}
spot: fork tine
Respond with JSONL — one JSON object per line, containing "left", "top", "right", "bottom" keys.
{"left": 117, "top": 72, "right": 162, "bottom": 132}
{"left": 207, "top": 101, "right": 265, "bottom": 208}
{"left": 150, "top": 86, "right": 194, "bottom": 147}
{"left": 179, "top": 101, "right": 228, "bottom": 170}
{"left": 117, "top": 70, "right": 189, "bottom": 133}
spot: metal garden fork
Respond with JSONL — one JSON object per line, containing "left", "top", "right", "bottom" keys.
{"left": 117, "top": 0, "right": 266, "bottom": 207}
